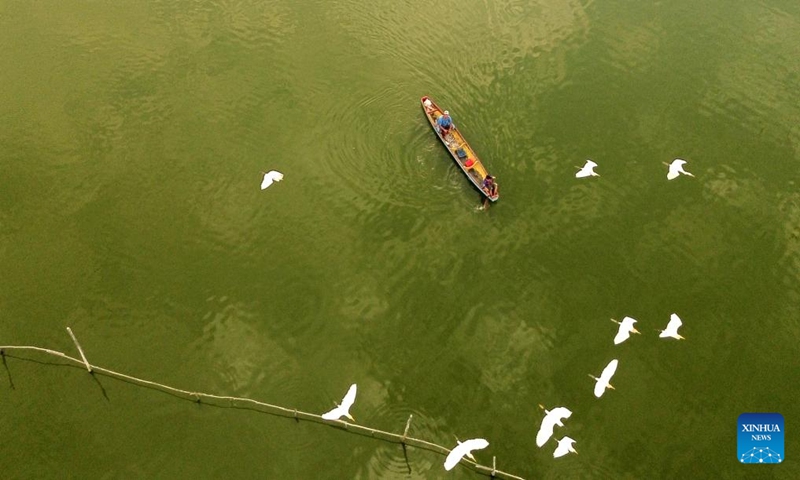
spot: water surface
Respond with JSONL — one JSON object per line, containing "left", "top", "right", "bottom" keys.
{"left": 2, "top": 0, "right": 799, "bottom": 478}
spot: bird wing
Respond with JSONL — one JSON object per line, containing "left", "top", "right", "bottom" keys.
{"left": 593, "top": 379, "right": 606, "bottom": 398}
{"left": 614, "top": 318, "right": 637, "bottom": 344}
{"left": 444, "top": 439, "right": 488, "bottom": 471}
{"left": 537, "top": 408, "right": 571, "bottom": 446}
{"left": 621, "top": 316, "right": 637, "bottom": 328}
{"left": 666, "top": 314, "right": 682, "bottom": 334}
{"left": 667, "top": 165, "right": 680, "bottom": 179}
{"left": 536, "top": 420, "right": 556, "bottom": 447}
{"left": 261, "top": 171, "right": 284, "bottom": 189}
{"left": 667, "top": 160, "right": 683, "bottom": 180}
{"left": 443, "top": 448, "right": 463, "bottom": 471}
{"left": 613, "top": 328, "right": 630, "bottom": 345}
{"left": 553, "top": 437, "right": 575, "bottom": 458}
{"left": 668, "top": 160, "right": 689, "bottom": 179}
{"left": 601, "top": 359, "right": 619, "bottom": 382}
{"left": 340, "top": 384, "right": 357, "bottom": 411}
{"left": 553, "top": 443, "right": 568, "bottom": 458}
{"left": 576, "top": 162, "right": 597, "bottom": 178}
{"left": 461, "top": 438, "right": 489, "bottom": 452}
{"left": 549, "top": 407, "right": 572, "bottom": 421}
{"left": 321, "top": 405, "right": 344, "bottom": 420}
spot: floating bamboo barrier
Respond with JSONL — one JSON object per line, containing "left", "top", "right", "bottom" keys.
{"left": 0, "top": 328, "right": 526, "bottom": 480}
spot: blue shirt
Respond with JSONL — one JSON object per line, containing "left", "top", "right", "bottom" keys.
{"left": 437, "top": 114, "right": 452, "bottom": 128}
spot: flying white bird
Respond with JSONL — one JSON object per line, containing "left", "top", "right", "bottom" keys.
{"left": 444, "top": 438, "right": 489, "bottom": 471}
{"left": 611, "top": 316, "right": 640, "bottom": 345}
{"left": 321, "top": 384, "right": 357, "bottom": 421}
{"left": 658, "top": 313, "right": 685, "bottom": 340}
{"left": 665, "top": 159, "right": 694, "bottom": 180}
{"left": 536, "top": 405, "right": 572, "bottom": 447}
{"left": 260, "top": 170, "right": 284, "bottom": 190}
{"left": 575, "top": 160, "right": 599, "bottom": 178}
{"left": 553, "top": 436, "right": 578, "bottom": 458}
{"left": 589, "top": 359, "right": 618, "bottom": 398}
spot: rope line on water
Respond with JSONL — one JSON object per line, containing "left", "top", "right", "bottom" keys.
{"left": 0, "top": 329, "right": 526, "bottom": 480}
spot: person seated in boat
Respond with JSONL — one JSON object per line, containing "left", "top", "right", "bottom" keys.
{"left": 436, "top": 110, "right": 453, "bottom": 137}
{"left": 482, "top": 175, "right": 498, "bottom": 196}
{"left": 423, "top": 98, "right": 435, "bottom": 114}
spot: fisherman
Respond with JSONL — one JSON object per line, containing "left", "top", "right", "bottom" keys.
{"left": 423, "top": 98, "right": 435, "bottom": 114}
{"left": 436, "top": 110, "right": 453, "bottom": 137}
{"left": 482, "top": 175, "right": 498, "bottom": 197}
{"left": 480, "top": 175, "right": 498, "bottom": 210}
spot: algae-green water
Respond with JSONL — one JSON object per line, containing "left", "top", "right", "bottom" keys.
{"left": 2, "top": 1, "right": 799, "bottom": 478}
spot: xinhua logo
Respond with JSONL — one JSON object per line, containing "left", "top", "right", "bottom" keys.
{"left": 738, "top": 413, "right": 784, "bottom": 464}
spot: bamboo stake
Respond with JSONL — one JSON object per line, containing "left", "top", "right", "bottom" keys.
{"left": 0, "top": 344, "right": 525, "bottom": 480}
{"left": 402, "top": 414, "right": 413, "bottom": 442}
{"left": 65, "top": 327, "right": 92, "bottom": 373}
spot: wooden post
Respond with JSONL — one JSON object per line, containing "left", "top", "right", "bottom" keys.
{"left": 402, "top": 414, "right": 413, "bottom": 443}
{"left": 65, "top": 327, "right": 92, "bottom": 373}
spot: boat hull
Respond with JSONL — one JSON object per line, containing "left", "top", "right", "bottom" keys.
{"left": 421, "top": 96, "right": 499, "bottom": 202}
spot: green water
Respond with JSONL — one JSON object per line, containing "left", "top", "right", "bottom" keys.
{"left": 2, "top": 0, "right": 799, "bottom": 478}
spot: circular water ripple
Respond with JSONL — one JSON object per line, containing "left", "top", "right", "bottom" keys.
{"left": 359, "top": 444, "right": 433, "bottom": 479}
{"left": 359, "top": 403, "right": 450, "bottom": 478}
{"left": 313, "top": 86, "right": 440, "bottom": 211}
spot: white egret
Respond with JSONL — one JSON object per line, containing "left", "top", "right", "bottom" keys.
{"left": 536, "top": 404, "right": 572, "bottom": 447}
{"left": 553, "top": 436, "right": 578, "bottom": 458}
{"left": 260, "top": 170, "right": 284, "bottom": 190}
{"left": 658, "top": 313, "right": 685, "bottom": 340}
{"left": 444, "top": 437, "right": 489, "bottom": 471}
{"left": 611, "top": 316, "right": 640, "bottom": 345}
{"left": 575, "top": 160, "right": 599, "bottom": 178}
{"left": 665, "top": 159, "right": 694, "bottom": 180}
{"left": 589, "top": 359, "right": 618, "bottom": 398}
{"left": 321, "top": 384, "right": 357, "bottom": 421}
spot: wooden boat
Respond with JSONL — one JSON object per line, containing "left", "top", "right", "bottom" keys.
{"left": 421, "top": 96, "right": 499, "bottom": 202}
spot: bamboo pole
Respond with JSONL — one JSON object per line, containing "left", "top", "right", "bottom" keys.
{"left": 0, "top": 344, "right": 526, "bottom": 480}
{"left": 65, "top": 327, "right": 92, "bottom": 373}
{"left": 402, "top": 414, "right": 413, "bottom": 442}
